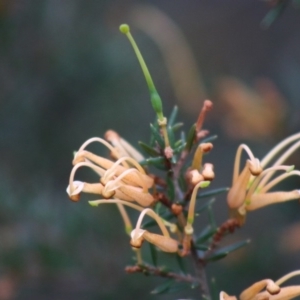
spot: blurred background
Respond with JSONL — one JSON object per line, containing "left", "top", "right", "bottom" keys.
{"left": 0, "top": 0, "right": 300, "bottom": 299}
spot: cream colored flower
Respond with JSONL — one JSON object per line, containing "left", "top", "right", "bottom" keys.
{"left": 220, "top": 270, "right": 300, "bottom": 300}
{"left": 67, "top": 137, "right": 154, "bottom": 206}
{"left": 227, "top": 135, "right": 300, "bottom": 225}
{"left": 130, "top": 208, "right": 178, "bottom": 253}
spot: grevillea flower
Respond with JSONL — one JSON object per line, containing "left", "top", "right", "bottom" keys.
{"left": 220, "top": 270, "right": 300, "bottom": 300}
{"left": 227, "top": 134, "right": 300, "bottom": 225}
{"left": 66, "top": 137, "right": 154, "bottom": 206}
{"left": 130, "top": 208, "right": 178, "bottom": 253}
{"left": 88, "top": 199, "right": 178, "bottom": 252}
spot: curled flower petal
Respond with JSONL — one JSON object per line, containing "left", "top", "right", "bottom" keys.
{"left": 240, "top": 279, "right": 280, "bottom": 300}
{"left": 227, "top": 161, "right": 252, "bottom": 209}
{"left": 105, "top": 130, "right": 144, "bottom": 162}
{"left": 74, "top": 150, "right": 153, "bottom": 188}
{"left": 219, "top": 291, "right": 237, "bottom": 300}
{"left": 256, "top": 286, "right": 300, "bottom": 300}
{"left": 118, "top": 185, "right": 154, "bottom": 206}
{"left": 66, "top": 181, "right": 85, "bottom": 202}
{"left": 142, "top": 231, "right": 178, "bottom": 253}
{"left": 67, "top": 182, "right": 105, "bottom": 201}
{"left": 246, "top": 190, "right": 300, "bottom": 211}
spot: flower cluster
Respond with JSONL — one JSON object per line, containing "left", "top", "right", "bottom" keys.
{"left": 221, "top": 270, "right": 300, "bottom": 300}
{"left": 228, "top": 133, "right": 300, "bottom": 225}
{"left": 66, "top": 23, "right": 300, "bottom": 299}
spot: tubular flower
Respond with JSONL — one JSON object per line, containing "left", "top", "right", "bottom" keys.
{"left": 186, "top": 142, "right": 215, "bottom": 186}
{"left": 66, "top": 137, "right": 154, "bottom": 207}
{"left": 227, "top": 136, "right": 300, "bottom": 225}
{"left": 130, "top": 208, "right": 178, "bottom": 253}
{"left": 220, "top": 270, "right": 300, "bottom": 300}
{"left": 104, "top": 130, "right": 144, "bottom": 162}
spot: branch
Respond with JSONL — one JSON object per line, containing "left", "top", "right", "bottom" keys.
{"left": 125, "top": 264, "right": 200, "bottom": 284}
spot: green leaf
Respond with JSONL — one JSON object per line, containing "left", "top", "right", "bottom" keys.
{"left": 197, "top": 187, "right": 229, "bottom": 199}
{"left": 168, "top": 282, "right": 190, "bottom": 293}
{"left": 208, "top": 205, "right": 216, "bottom": 229}
{"left": 166, "top": 176, "right": 175, "bottom": 201}
{"left": 138, "top": 141, "right": 160, "bottom": 157}
{"left": 168, "top": 105, "right": 178, "bottom": 126}
{"left": 201, "top": 135, "right": 218, "bottom": 143}
{"left": 149, "top": 243, "right": 158, "bottom": 266}
{"left": 180, "top": 130, "right": 186, "bottom": 144}
{"left": 194, "top": 243, "right": 210, "bottom": 251}
{"left": 196, "top": 198, "right": 216, "bottom": 214}
{"left": 195, "top": 225, "right": 217, "bottom": 244}
{"left": 191, "top": 281, "right": 200, "bottom": 289}
{"left": 172, "top": 122, "right": 184, "bottom": 132}
{"left": 151, "top": 280, "right": 173, "bottom": 294}
{"left": 211, "top": 277, "right": 219, "bottom": 300}
{"left": 185, "top": 124, "right": 196, "bottom": 151}
{"left": 261, "top": 1, "right": 288, "bottom": 29}
{"left": 150, "top": 123, "right": 164, "bottom": 148}
{"left": 176, "top": 254, "right": 187, "bottom": 274}
{"left": 174, "top": 139, "right": 183, "bottom": 148}
{"left": 146, "top": 157, "right": 166, "bottom": 170}
{"left": 206, "top": 239, "right": 250, "bottom": 262}
{"left": 174, "top": 142, "right": 186, "bottom": 154}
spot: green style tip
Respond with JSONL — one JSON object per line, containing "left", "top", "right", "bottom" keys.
{"left": 119, "top": 23, "right": 164, "bottom": 120}
{"left": 200, "top": 181, "right": 211, "bottom": 188}
{"left": 287, "top": 165, "right": 295, "bottom": 173}
{"left": 88, "top": 201, "right": 99, "bottom": 207}
{"left": 119, "top": 24, "right": 130, "bottom": 34}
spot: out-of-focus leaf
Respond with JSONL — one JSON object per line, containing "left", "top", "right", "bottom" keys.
{"left": 151, "top": 280, "right": 173, "bottom": 294}
{"left": 174, "top": 142, "right": 186, "bottom": 154}
{"left": 195, "top": 225, "right": 217, "bottom": 244}
{"left": 196, "top": 198, "right": 216, "bottom": 214}
{"left": 198, "top": 187, "right": 229, "bottom": 199}
{"left": 208, "top": 206, "right": 216, "bottom": 229}
{"left": 138, "top": 141, "right": 160, "bottom": 157}
{"left": 185, "top": 124, "right": 196, "bottom": 151}
{"left": 149, "top": 243, "right": 158, "bottom": 266}
{"left": 191, "top": 282, "right": 200, "bottom": 289}
{"left": 206, "top": 239, "right": 250, "bottom": 262}
{"left": 194, "top": 243, "right": 210, "bottom": 251}
{"left": 211, "top": 277, "right": 219, "bottom": 300}
{"left": 261, "top": 1, "right": 288, "bottom": 29}
{"left": 201, "top": 135, "right": 218, "bottom": 143}
{"left": 181, "top": 130, "right": 186, "bottom": 144}
{"left": 168, "top": 282, "right": 190, "bottom": 293}
{"left": 172, "top": 122, "right": 184, "bottom": 132}
{"left": 176, "top": 254, "right": 187, "bottom": 274}
{"left": 174, "top": 139, "right": 183, "bottom": 148}
{"left": 168, "top": 105, "right": 178, "bottom": 126}
{"left": 166, "top": 176, "right": 175, "bottom": 201}
{"left": 150, "top": 123, "right": 164, "bottom": 148}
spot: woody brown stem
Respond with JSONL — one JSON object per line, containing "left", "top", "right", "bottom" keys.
{"left": 125, "top": 264, "right": 200, "bottom": 284}
{"left": 191, "top": 242, "right": 211, "bottom": 299}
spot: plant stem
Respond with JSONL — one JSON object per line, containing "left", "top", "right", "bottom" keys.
{"left": 191, "top": 242, "right": 211, "bottom": 300}
{"left": 125, "top": 263, "right": 200, "bottom": 284}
